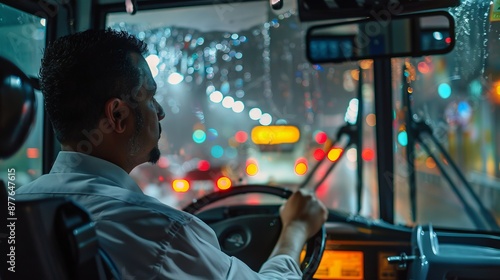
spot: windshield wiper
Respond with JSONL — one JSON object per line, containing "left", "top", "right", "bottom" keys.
{"left": 299, "top": 67, "right": 365, "bottom": 215}
{"left": 402, "top": 64, "right": 499, "bottom": 231}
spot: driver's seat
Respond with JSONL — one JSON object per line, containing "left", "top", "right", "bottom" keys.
{"left": 0, "top": 56, "right": 120, "bottom": 280}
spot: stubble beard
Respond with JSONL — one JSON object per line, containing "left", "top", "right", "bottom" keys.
{"left": 130, "top": 107, "right": 161, "bottom": 165}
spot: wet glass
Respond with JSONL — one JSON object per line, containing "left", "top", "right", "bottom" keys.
{"left": 107, "top": 0, "right": 500, "bottom": 232}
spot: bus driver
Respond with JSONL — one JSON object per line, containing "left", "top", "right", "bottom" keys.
{"left": 17, "top": 29, "right": 328, "bottom": 279}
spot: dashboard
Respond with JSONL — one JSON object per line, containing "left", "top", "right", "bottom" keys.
{"left": 315, "top": 222, "right": 411, "bottom": 280}
{"left": 197, "top": 205, "right": 413, "bottom": 280}
{"left": 197, "top": 205, "right": 500, "bottom": 280}
{"left": 306, "top": 209, "right": 415, "bottom": 280}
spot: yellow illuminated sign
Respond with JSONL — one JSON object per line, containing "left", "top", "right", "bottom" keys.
{"left": 251, "top": 125, "right": 300, "bottom": 145}
{"left": 301, "top": 250, "right": 364, "bottom": 280}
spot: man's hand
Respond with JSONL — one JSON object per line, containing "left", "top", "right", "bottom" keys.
{"left": 268, "top": 189, "right": 328, "bottom": 265}
{"left": 280, "top": 189, "right": 328, "bottom": 238}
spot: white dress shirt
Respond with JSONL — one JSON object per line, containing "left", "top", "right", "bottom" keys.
{"left": 17, "top": 151, "right": 302, "bottom": 280}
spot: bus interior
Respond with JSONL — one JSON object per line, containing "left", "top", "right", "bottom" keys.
{"left": 1, "top": 0, "right": 500, "bottom": 279}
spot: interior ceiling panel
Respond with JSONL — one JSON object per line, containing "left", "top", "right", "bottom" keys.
{"left": 104, "top": 0, "right": 275, "bottom": 33}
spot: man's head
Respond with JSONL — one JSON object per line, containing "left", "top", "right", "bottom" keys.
{"left": 40, "top": 29, "right": 165, "bottom": 171}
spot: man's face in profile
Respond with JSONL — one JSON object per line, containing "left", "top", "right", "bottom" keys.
{"left": 127, "top": 52, "right": 165, "bottom": 165}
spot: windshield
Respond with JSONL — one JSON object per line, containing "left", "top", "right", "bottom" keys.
{"left": 106, "top": 0, "right": 500, "bottom": 232}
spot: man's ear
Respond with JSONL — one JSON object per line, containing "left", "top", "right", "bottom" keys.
{"left": 104, "top": 98, "right": 130, "bottom": 133}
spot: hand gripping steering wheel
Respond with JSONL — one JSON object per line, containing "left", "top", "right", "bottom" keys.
{"left": 183, "top": 185, "right": 326, "bottom": 280}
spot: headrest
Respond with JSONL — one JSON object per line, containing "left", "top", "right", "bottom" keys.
{"left": 0, "top": 56, "right": 36, "bottom": 159}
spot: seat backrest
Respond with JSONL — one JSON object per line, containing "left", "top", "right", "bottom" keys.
{"left": 0, "top": 56, "right": 120, "bottom": 280}
{"left": 1, "top": 181, "right": 120, "bottom": 280}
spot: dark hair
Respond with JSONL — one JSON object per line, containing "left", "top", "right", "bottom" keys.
{"left": 40, "top": 28, "right": 147, "bottom": 143}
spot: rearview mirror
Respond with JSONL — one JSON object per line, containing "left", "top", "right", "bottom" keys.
{"left": 306, "top": 11, "right": 455, "bottom": 64}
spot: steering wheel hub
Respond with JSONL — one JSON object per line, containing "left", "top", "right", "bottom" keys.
{"left": 183, "top": 184, "right": 326, "bottom": 279}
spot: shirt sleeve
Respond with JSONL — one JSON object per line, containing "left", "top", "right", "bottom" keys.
{"left": 163, "top": 216, "right": 303, "bottom": 280}
{"left": 258, "top": 255, "right": 303, "bottom": 279}
{"left": 95, "top": 203, "right": 302, "bottom": 280}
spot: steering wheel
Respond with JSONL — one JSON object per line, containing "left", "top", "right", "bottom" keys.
{"left": 183, "top": 184, "right": 326, "bottom": 280}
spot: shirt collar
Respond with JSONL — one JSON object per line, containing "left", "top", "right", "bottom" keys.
{"left": 50, "top": 151, "right": 143, "bottom": 193}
